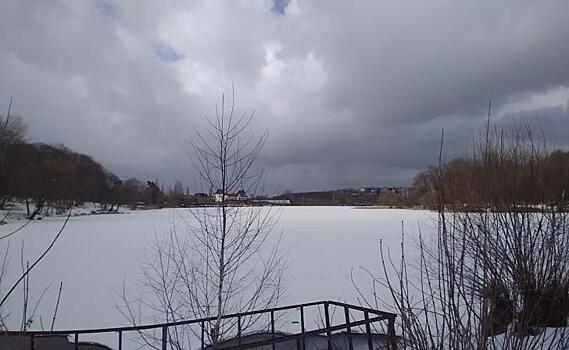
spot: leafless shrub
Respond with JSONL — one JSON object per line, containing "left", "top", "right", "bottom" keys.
{"left": 369, "top": 115, "right": 569, "bottom": 349}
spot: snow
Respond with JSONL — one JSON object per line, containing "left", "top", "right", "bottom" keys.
{"left": 0, "top": 207, "right": 432, "bottom": 333}
{"left": 2, "top": 207, "right": 567, "bottom": 349}
{"left": 0, "top": 201, "right": 127, "bottom": 223}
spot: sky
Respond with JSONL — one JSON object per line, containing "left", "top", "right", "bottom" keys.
{"left": 1, "top": 0, "right": 568, "bottom": 192}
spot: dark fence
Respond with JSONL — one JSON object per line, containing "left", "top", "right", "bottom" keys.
{"left": 0, "top": 300, "right": 397, "bottom": 350}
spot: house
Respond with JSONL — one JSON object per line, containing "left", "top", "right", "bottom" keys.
{"left": 214, "top": 189, "right": 248, "bottom": 203}
{"left": 214, "top": 189, "right": 225, "bottom": 203}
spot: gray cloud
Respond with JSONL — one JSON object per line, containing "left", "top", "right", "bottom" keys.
{"left": 1, "top": 0, "right": 568, "bottom": 192}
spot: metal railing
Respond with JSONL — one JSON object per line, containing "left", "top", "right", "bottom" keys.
{"left": 0, "top": 300, "right": 397, "bottom": 350}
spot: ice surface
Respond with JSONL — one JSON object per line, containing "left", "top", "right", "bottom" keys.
{"left": 0, "top": 207, "right": 433, "bottom": 332}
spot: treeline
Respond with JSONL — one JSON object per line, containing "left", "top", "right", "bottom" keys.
{"left": 0, "top": 114, "right": 165, "bottom": 218}
{"left": 326, "top": 147, "right": 569, "bottom": 210}
{"left": 274, "top": 188, "right": 380, "bottom": 206}
{"left": 1, "top": 143, "right": 165, "bottom": 218}
{"left": 411, "top": 149, "right": 569, "bottom": 210}
{"left": 273, "top": 187, "right": 413, "bottom": 207}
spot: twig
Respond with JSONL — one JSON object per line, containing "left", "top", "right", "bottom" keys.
{"left": 50, "top": 282, "right": 63, "bottom": 331}
{"left": 0, "top": 210, "right": 71, "bottom": 309}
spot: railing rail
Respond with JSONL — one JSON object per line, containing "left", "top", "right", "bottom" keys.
{"left": 0, "top": 300, "right": 398, "bottom": 350}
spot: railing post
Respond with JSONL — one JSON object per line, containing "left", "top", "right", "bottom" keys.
{"left": 364, "top": 311, "right": 373, "bottom": 350}
{"left": 324, "top": 302, "right": 332, "bottom": 350}
{"left": 162, "top": 326, "right": 168, "bottom": 350}
{"left": 300, "top": 306, "right": 305, "bottom": 350}
{"left": 237, "top": 316, "right": 242, "bottom": 346}
{"left": 387, "top": 316, "right": 397, "bottom": 350}
{"left": 201, "top": 322, "right": 205, "bottom": 350}
{"left": 271, "top": 310, "right": 276, "bottom": 350}
{"left": 344, "top": 306, "right": 353, "bottom": 350}
{"left": 8, "top": 301, "right": 395, "bottom": 350}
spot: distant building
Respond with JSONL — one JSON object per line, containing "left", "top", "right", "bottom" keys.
{"left": 214, "top": 189, "right": 225, "bottom": 203}
{"left": 214, "top": 189, "right": 248, "bottom": 203}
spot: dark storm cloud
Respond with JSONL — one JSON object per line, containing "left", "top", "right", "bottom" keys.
{"left": 1, "top": 0, "right": 568, "bottom": 191}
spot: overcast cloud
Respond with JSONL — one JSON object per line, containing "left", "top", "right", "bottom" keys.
{"left": 1, "top": 0, "right": 568, "bottom": 192}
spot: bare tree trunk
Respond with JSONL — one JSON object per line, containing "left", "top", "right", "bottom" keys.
{"left": 119, "top": 88, "right": 284, "bottom": 350}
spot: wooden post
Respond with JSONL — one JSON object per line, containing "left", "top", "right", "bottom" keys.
{"left": 237, "top": 316, "right": 242, "bottom": 346}
{"left": 364, "top": 311, "right": 373, "bottom": 350}
{"left": 74, "top": 333, "right": 79, "bottom": 350}
{"left": 162, "top": 326, "right": 168, "bottom": 350}
{"left": 300, "top": 306, "right": 306, "bottom": 350}
{"left": 324, "top": 302, "right": 332, "bottom": 350}
{"left": 271, "top": 310, "right": 276, "bottom": 350}
{"left": 118, "top": 330, "right": 122, "bottom": 350}
{"left": 201, "top": 322, "right": 205, "bottom": 350}
{"left": 387, "top": 316, "right": 397, "bottom": 350}
{"left": 344, "top": 306, "right": 353, "bottom": 350}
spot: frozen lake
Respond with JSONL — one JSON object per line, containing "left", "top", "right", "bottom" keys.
{"left": 0, "top": 207, "right": 433, "bottom": 333}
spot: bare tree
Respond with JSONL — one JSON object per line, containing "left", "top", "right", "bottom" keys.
{"left": 0, "top": 99, "right": 68, "bottom": 331}
{"left": 361, "top": 117, "right": 569, "bottom": 349}
{"left": 120, "top": 90, "right": 285, "bottom": 350}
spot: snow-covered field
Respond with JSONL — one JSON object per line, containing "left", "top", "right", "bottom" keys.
{"left": 3, "top": 207, "right": 568, "bottom": 349}
{"left": 0, "top": 207, "right": 433, "bottom": 331}
{"left": 0, "top": 206, "right": 435, "bottom": 349}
